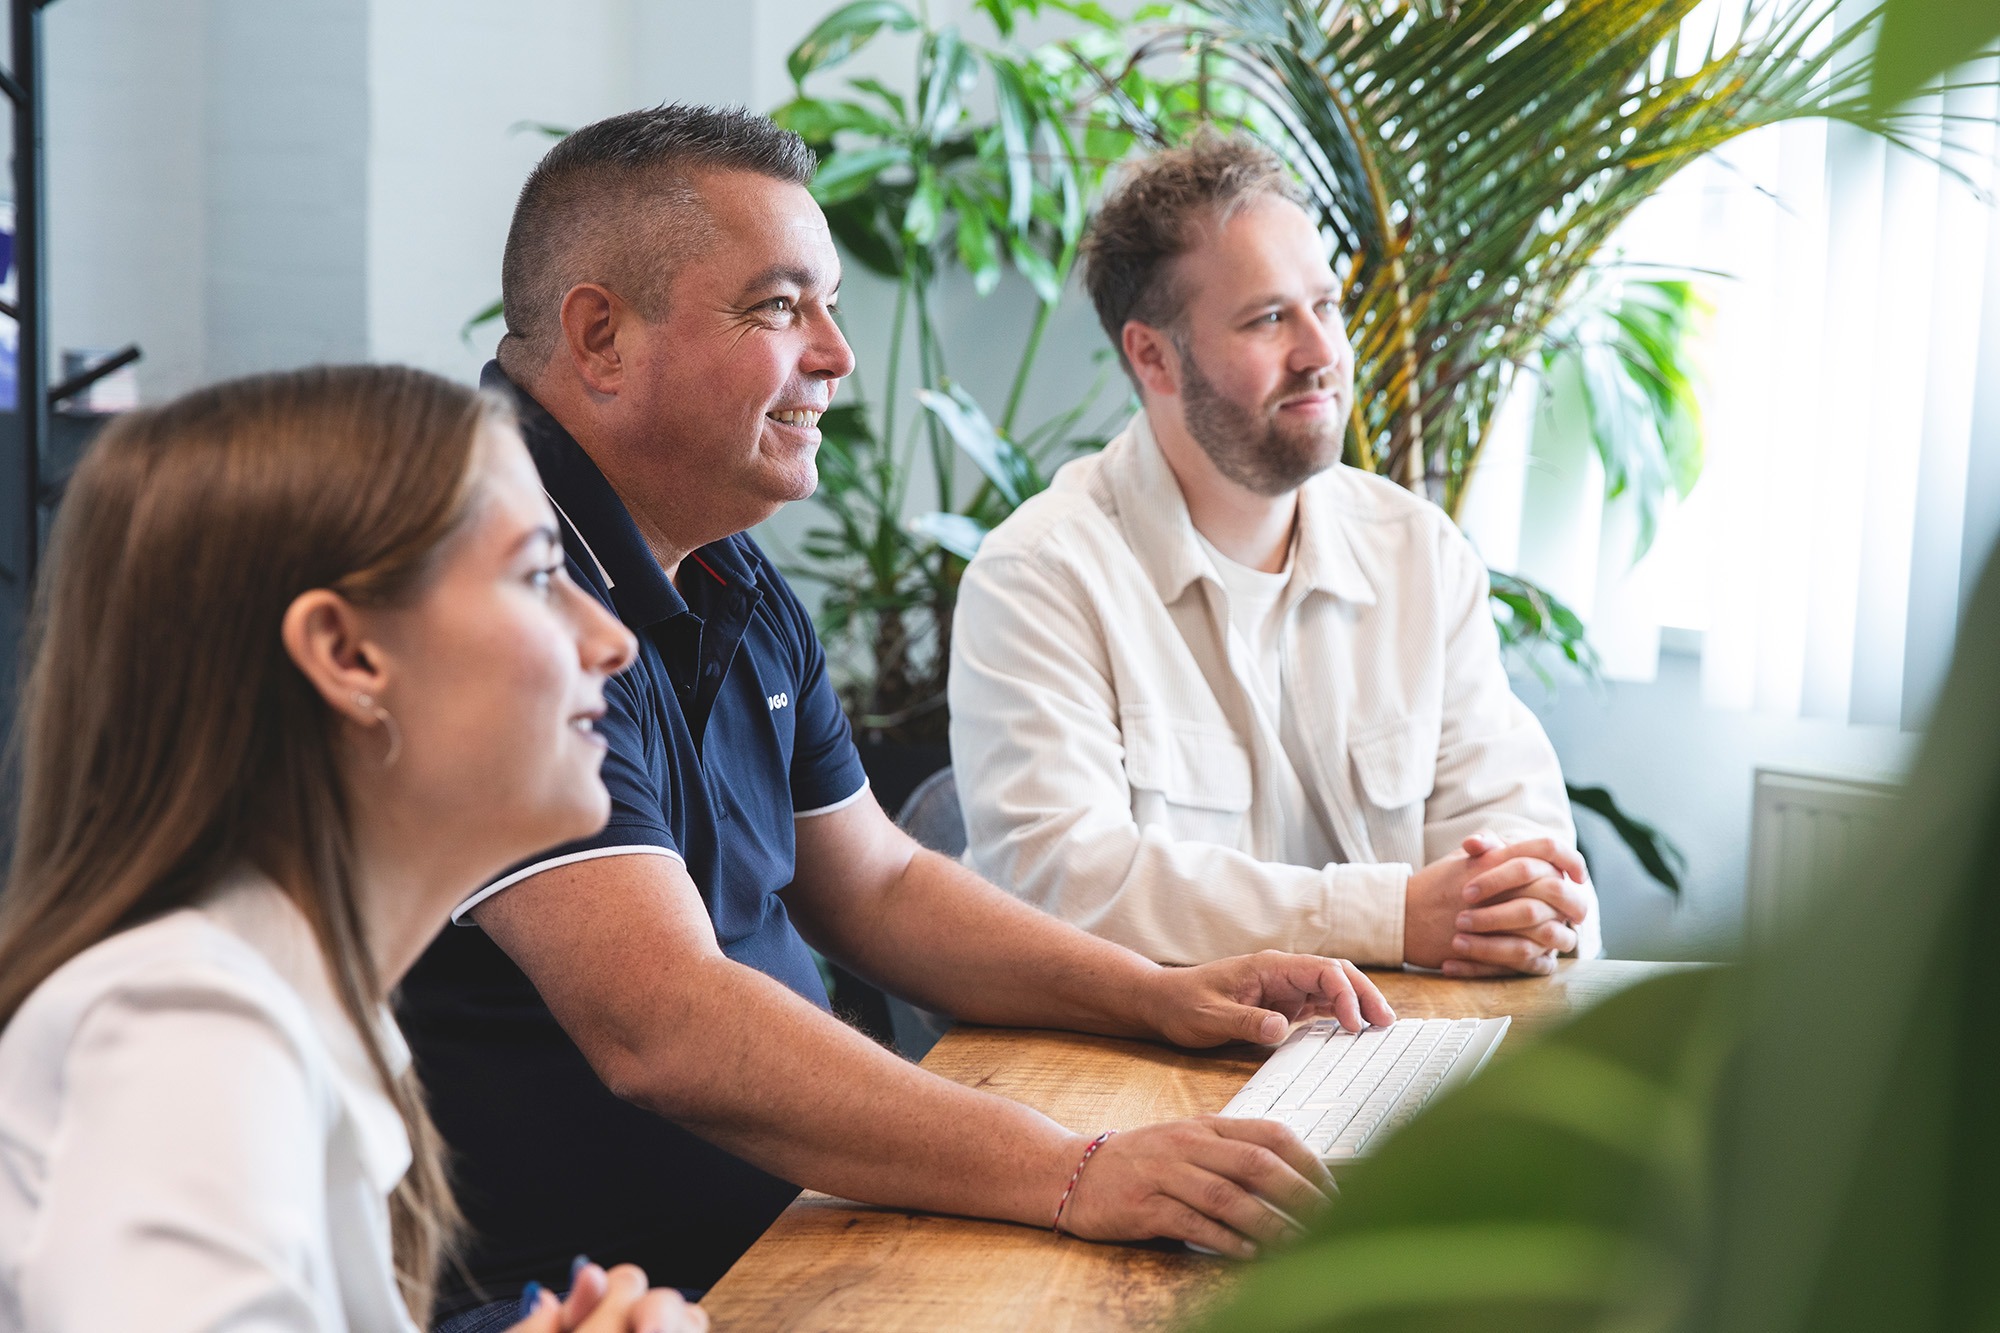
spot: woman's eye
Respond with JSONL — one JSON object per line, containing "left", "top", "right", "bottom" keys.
{"left": 529, "top": 565, "right": 560, "bottom": 593}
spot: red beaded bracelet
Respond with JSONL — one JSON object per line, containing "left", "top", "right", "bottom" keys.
{"left": 1052, "top": 1130, "right": 1117, "bottom": 1235}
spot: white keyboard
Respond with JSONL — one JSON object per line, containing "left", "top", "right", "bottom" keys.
{"left": 1218, "top": 1016, "right": 1510, "bottom": 1163}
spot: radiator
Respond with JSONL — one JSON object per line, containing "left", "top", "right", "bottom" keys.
{"left": 1747, "top": 767, "right": 1901, "bottom": 942}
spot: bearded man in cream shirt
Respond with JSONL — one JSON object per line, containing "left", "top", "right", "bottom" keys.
{"left": 948, "top": 134, "right": 1601, "bottom": 975}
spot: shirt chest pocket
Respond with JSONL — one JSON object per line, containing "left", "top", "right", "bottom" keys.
{"left": 1348, "top": 715, "right": 1438, "bottom": 860}
{"left": 1120, "top": 710, "right": 1252, "bottom": 848}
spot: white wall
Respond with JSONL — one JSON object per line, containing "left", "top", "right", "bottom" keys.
{"left": 47, "top": 0, "right": 773, "bottom": 394}
{"left": 205, "top": 0, "right": 371, "bottom": 377}
{"left": 45, "top": 0, "right": 210, "bottom": 399}
{"left": 365, "top": 0, "right": 646, "bottom": 385}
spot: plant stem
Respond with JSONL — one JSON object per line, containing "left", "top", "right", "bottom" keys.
{"left": 1001, "top": 296, "right": 1055, "bottom": 436}
{"left": 883, "top": 273, "right": 910, "bottom": 464}
{"left": 915, "top": 280, "right": 954, "bottom": 510}
{"left": 1001, "top": 233, "right": 1078, "bottom": 437}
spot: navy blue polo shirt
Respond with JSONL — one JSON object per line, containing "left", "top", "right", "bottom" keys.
{"left": 397, "top": 364, "right": 868, "bottom": 1306}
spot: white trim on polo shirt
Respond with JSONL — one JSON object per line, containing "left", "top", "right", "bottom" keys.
{"left": 794, "top": 779, "right": 871, "bottom": 819}
{"left": 450, "top": 844, "right": 685, "bottom": 925}
{"left": 546, "top": 490, "right": 615, "bottom": 590}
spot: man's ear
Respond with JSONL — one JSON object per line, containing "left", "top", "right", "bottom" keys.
{"left": 558, "top": 282, "right": 627, "bottom": 396}
{"left": 280, "top": 589, "right": 391, "bottom": 727}
{"left": 1123, "top": 320, "right": 1182, "bottom": 401}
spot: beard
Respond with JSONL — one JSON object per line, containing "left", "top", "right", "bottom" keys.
{"left": 1177, "top": 342, "right": 1347, "bottom": 497}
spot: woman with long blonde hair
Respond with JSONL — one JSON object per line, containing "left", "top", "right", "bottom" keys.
{"left": 0, "top": 365, "right": 702, "bottom": 1332}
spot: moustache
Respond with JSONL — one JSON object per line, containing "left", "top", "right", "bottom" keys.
{"left": 1266, "top": 372, "right": 1341, "bottom": 411}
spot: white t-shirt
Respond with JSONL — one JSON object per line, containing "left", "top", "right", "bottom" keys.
{"left": 0, "top": 869, "right": 418, "bottom": 1333}
{"left": 1195, "top": 529, "right": 1342, "bottom": 874}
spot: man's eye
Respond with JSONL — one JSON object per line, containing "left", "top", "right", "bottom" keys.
{"left": 765, "top": 297, "right": 794, "bottom": 314}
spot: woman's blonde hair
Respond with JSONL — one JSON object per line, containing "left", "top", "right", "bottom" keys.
{"left": 0, "top": 363, "right": 508, "bottom": 1322}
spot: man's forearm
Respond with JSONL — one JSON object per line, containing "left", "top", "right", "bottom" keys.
{"left": 612, "top": 951, "right": 1087, "bottom": 1223}
{"left": 792, "top": 848, "right": 1168, "bottom": 1037}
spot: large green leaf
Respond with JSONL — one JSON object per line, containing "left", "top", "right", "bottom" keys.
{"left": 1489, "top": 570, "right": 1599, "bottom": 682}
{"left": 810, "top": 144, "right": 912, "bottom": 204}
{"left": 903, "top": 167, "right": 945, "bottom": 245}
{"left": 916, "top": 26, "right": 980, "bottom": 145}
{"left": 1872, "top": 0, "right": 2000, "bottom": 109}
{"left": 771, "top": 95, "right": 900, "bottom": 144}
{"left": 1543, "top": 275, "right": 1710, "bottom": 559}
{"left": 907, "top": 510, "right": 991, "bottom": 560}
{"left": 954, "top": 192, "right": 1004, "bottom": 296}
{"left": 989, "top": 56, "right": 1040, "bottom": 235}
{"left": 1007, "top": 232, "right": 1064, "bottom": 304}
{"left": 787, "top": 0, "right": 919, "bottom": 86}
{"left": 914, "top": 385, "right": 1046, "bottom": 506}
{"left": 1568, "top": 782, "right": 1687, "bottom": 894}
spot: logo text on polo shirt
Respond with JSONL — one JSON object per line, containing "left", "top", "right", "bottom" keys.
{"left": 767, "top": 692, "right": 790, "bottom": 711}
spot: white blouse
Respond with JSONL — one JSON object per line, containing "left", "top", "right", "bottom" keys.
{"left": 0, "top": 869, "right": 420, "bottom": 1332}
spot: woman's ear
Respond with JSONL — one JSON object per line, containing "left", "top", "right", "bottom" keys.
{"left": 281, "top": 588, "right": 390, "bottom": 725}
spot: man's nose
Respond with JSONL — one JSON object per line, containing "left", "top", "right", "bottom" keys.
{"left": 1294, "top": 312, "right": 1351, "bottom": 381}
{"left": 808, "top": 312, "right": 856, "bottom": 380}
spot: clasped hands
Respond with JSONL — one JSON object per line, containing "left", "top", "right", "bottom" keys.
{"left": 1405, "top": 831, "right": 1593, "bottom": 977}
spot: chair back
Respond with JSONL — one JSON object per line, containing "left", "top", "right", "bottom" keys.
{"left": 895, "top": 766, "right": 967, "bottom": 858}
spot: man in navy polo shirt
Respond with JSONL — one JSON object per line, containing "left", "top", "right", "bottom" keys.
{"left": 399, "top": 104, "right": 1397, "bottom": 1317}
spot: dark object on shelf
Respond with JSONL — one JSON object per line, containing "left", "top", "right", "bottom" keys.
{"left": 50, "top": 344, "right": 140, "bottom": 412}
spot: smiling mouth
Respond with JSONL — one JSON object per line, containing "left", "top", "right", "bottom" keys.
{"left": 768, "top": 410, "right": 824, "bottom": 428}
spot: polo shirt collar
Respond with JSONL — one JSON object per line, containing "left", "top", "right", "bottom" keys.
{"left": 1106, "top": 410, "right": 1376, "bottom": 607}
{"left": 482, "top": 362, "right": 757, "bottom": 628}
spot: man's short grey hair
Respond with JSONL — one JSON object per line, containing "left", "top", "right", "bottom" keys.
{"left": 499, "top": 103, "right": 817, "bottom": 371}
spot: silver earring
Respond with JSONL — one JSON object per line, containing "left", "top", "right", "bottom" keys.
{"left": 352, "top": 691, "right": 403, "bottom": 768}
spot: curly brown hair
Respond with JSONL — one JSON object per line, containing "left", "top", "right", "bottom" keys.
{"left": 1081, "top": 132, "right": 1308, "bottom": 378}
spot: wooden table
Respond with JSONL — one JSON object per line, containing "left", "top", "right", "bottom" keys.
{"left": 701, "top": 959, "right": 1677, "bottom": 1332}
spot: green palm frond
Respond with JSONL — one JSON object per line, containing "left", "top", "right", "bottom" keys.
{"left": 1144, "top": 0, "right": 1964, "bottom": 517}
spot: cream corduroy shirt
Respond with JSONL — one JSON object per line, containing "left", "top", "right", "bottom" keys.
{"left": 949, "top": 411, "right": 1601, "bottom": 966}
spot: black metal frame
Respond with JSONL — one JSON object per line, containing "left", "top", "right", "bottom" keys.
{"left": 6, "top": 0, "right": 50, "bottom": 589}
{"left": 1, "top": 0, "right": 141, "bottom": 593}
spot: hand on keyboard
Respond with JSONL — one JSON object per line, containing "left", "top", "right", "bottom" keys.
{"left": 1139, "top": 953, "right": 1396, "bottom": 1049}
{"left": 1054, "top": 1116, "right": 1333, "bottom": 1259}
{"left": 1219, "top": 1017, "right": 1506, "bottom": 1161}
